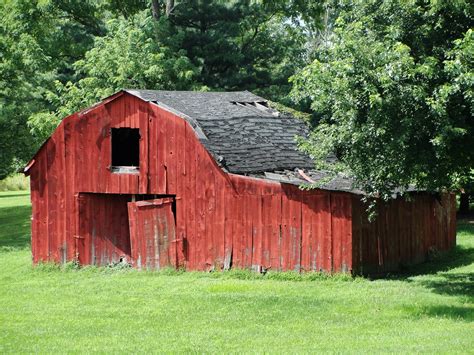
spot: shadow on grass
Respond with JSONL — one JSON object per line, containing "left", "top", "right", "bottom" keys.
{"left": 0, "top": 193, "right": 29, "bottom": 199}
{"left": 425, "top": 305, "right": 473, "bottom": 321}
{"left": 404, "top": 303, "right": 474, "bottom": 322}
{"left": 391, "top": 245, "right": 474, "bottom": 278}
{"left": 394, "top": 222, "right": 474, "bottom": 321}
{"left": 417, "top": 272, "right": 474, "bottom": 300}
{"left": 0, "top": 205, "right": 32, "bottom": 250}
{"left": 385, "top": 224, "right": 474, "bottom": 310}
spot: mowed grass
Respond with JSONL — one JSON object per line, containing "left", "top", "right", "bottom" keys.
{"left": 0, "top": 191, "right": 473, "bottom": 353}
{"left": 0, "top": 191, "right": 31, "bottom": 250}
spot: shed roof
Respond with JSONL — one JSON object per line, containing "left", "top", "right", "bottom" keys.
{"left": 125, "top": 89, "right": 358, "bottom": 193}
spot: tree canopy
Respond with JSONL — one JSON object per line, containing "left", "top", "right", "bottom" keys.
{"left": 0, "top": 0, "right": 106, "bottom": 177}
{"left": 291, "top": 0, "right": 473, "bottom": 199}
{"left": 0, "top": 0, "right": 472, "bottom": 206}
{"left": 0, "top": 0, "right": 322, "bottom": 179}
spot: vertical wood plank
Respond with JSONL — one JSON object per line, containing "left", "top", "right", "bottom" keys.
{"left": 195, "top": 144, "right": 207, "bottom": 270}
{"left": 167, "top": 114, "right": 177, "bottom": 194}
{"left": 138, "top": 104, "right": 149, "bottom": 193}
{"left": 184, "top": 123, "right": 197, "bottom": 269}
{"left": 330, "top": 193, "right": 352, "bottom": 273}
{"left": 250, "top": 195, "right": 263, "bottom": 271}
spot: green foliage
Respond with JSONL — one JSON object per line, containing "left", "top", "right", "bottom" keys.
{"left": 267, "top": 100, "right": 312, "bottom": 122}
{"left": 291, "top": 0, "right": 473, "bottom": 198}
{"left": 50, "top": 11, "right": 200, "bottom": 117}
{"left": 0, "top": 1, "right": 322, "bottom": 177}
{"left": 0, "top": 0, "right": 105, "bottom": 178}
{"left": 0, "top": 174, "right": 29, "bottom": 192}
{"left": 162, "top": 1, "right": 314, "bottom": 102}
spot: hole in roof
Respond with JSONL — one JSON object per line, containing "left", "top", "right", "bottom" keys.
{"left": 230, "top": 101, "right": 277, "bottom": 115}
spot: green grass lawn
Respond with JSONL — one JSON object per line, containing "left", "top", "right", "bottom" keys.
{"left": 0, "top": 191, "right": 473, "bottom": 353}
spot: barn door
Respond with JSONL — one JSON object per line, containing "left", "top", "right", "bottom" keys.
{"left": 127, "top": 198, "right": 176, "bottom": 270}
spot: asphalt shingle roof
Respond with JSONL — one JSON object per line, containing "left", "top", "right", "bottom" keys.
{"left": 126, "top": 90, "right": 314, "bottom": 174}
{"left": 125, "top": 89, "right": 358, "bottom": 193}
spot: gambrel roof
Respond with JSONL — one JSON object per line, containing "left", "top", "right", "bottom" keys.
{"left": 126, "top": 90, "right": 314, "bottom": 174}
{"left": 126, "top": 89, "right": 359, "bottom": 193}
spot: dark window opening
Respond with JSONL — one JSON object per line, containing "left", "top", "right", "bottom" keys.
{"left": 111, "top": 128, "right": 140, "bottom": 172}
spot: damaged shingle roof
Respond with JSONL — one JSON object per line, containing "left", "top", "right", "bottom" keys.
{"left": 125, "top": 89, "right": 358, "bottom": 193}
{"left": 126, "top": 89, "right": 314, "bottom": 173}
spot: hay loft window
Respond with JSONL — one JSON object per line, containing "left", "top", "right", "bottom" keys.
{"left": 111, "top": 128, "right": 140, "bottom": 173}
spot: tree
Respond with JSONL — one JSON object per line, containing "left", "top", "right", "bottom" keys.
{"left": 1, "top": 0, "right": 324, "bottom": 178}
{"left": 0, "top": 0, "right": 106, "bottom": 178}
{"left": 161, "top": 0, "right": 318, "bottom": 103}
{"left": 29, "top": 0, "right": 322, "bottom": 133}
{"left": 291, "top": 0, "right": 473, "bottom": 200}
{"left": 42, "top": 11, "right": 200, "bottom": 119}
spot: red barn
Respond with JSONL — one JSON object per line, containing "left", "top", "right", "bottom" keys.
{"left": 25, "top": 90, "right": 456, "bottom": 274}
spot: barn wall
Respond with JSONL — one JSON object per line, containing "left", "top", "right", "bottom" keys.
{"left": 66, "top": 93, "right": 150, "bottom": 194}
{"left": 29, "top": 92, "right": 455, "bottom": 274}
{"left": 145, "top": 103, "right": 354, "bottom": 272}
{"left": 30, "top": 119, "right": 69, "bottom": 264}
{"left": 29, "top": 93, "right": 354, "bottom": 272}
{"left": 351, "top": 193, "right": 456, "bottom": 274}
{"left": 30, "top": 93, "right": 148, "bottom": 264}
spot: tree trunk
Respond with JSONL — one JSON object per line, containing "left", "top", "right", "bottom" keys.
{"left": 166, "top": 0, "right": 175, "bottom": 17}
{"left": 151, "top": 0, "right": 174, "bottom": 19}
{"left": 459, "top": 192, "right": 470, "bottom": 214}
{"left": 151, "top": 0, "right": 160, "bottom": 20}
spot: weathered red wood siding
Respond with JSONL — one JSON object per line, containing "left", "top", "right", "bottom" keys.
{"left": 28, "top": 92, "right": 456, "bottom": 274}
{"left": 128, "top": 198, "right": 176, "bottom": 270}
{"left": 30, "top": 117, "right": 69, "bottom": 264}
{"left": 351, "top": 193, "right": 456, "bottom": 274}
{"left": 77, "top": 193, "right": 131, "bottom": 266}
